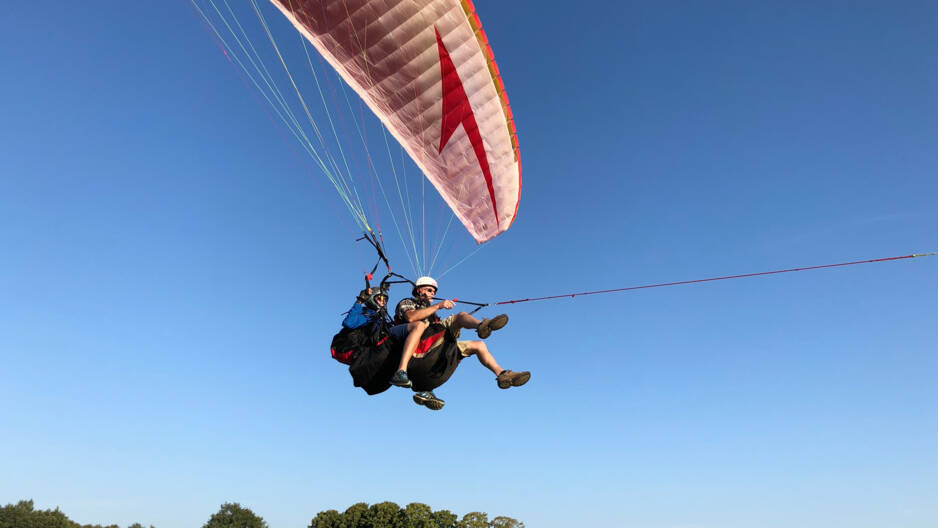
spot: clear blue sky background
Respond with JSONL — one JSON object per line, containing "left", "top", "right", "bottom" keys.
{"left": 2, "top": 2, "right": 937, "bottom": 527}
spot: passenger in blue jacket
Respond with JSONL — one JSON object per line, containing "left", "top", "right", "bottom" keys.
{"left": 342, "top": 287, "right": 389, "bottom": 329}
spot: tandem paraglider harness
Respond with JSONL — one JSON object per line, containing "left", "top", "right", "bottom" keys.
{"left": 328, "top": 232, "right": 486, "bottom": 395}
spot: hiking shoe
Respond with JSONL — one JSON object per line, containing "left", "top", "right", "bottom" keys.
{"left": 477, "top": 314, "right": 509, "bottom": 339}
{"left": 390, "top": 370, "right": 412, "bottom": 388}
{"left": 496, "top": 370, "right": 530, "bottom": 389}
{"left": 413, "top": 391, "right": 445, "bottom": 410}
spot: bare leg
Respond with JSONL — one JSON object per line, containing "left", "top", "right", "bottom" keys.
{"left": 461, "top": 341, "right": 503, "bottom": 375}
{"left": 397, "top": 320, "right": 429, "bottom": 371}
{"left": 450, "top": 311, "right": 481, "bottom": 331}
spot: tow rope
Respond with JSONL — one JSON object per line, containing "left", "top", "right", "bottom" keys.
{"left": 493, "top": 252, "right": 936, "bottom": 307}
{"left": 357, "top": 232, "right": 934, "bottom": 312}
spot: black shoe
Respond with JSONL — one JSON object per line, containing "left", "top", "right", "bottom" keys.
{"left": 413, "top": 391, "right": 445, "bottom": 410}
{"left": 390, "top": 370, "right": 412, "bottom": 388}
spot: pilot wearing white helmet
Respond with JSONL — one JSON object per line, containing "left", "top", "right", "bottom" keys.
{"left": 386, "top": 276, "right": 530, "bottom": 410}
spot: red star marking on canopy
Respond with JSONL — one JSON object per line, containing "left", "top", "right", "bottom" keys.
{"left": 435, "top": 27, "right": 498, "bottom": 228}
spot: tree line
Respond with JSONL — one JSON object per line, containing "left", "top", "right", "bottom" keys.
{"left": 1, "top": 499, "right": 524, "bottom": 528}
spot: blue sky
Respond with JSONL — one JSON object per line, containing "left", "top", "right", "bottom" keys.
{"left": 2, "top": 2, "right": 937, "bottom": 527}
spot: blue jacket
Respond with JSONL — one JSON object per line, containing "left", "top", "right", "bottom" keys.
{"left": 342, "top": 302, "right": 380, "bottom": 329}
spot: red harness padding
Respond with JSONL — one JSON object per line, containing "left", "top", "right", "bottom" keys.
{"left": 406, "top": 323, "right": 463, "bottom": 392}
{"left": 331, "top": 335, "right": 388, "bottom": 365}
{"left": 330, "top": 322, "right": 463, "bottom": 395}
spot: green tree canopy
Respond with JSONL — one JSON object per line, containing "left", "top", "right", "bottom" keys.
{"left": 363, "top": 502, "right": 402, "bottom": 528}
{"left": 308, "top": 509, "right": 342, "bottom": 528}
{"left": 341, "top": 503, "right": 369, "bottom": 528}
{"left": 429, "top": 509, "right": 458, "bottom": 528}
{"left": 3, "top": 498, "right": 522, "bottom": 528}
{"left": 489, "top": 516, "right": 524, "bottom": 528}
{"left": 202, "top": 503, "right": 268, "bottom": 528}
{"left": 458, "top": 512, "right": 488, "bottom": 528}
{"left": 0, "top": 500, "right": 72, "bottom": 528}
{"left": 400, "top": 503, "right": 433, "bottom": 528}
{"left": 0, "top": 500, "right": 152, "bottom": 528}
{"left": 304, "top": 503, "right": 520, "bottom": 528}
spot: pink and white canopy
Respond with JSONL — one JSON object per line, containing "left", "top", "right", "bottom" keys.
{"left": 270, "top": 0, "right": 521, "bottom": 243}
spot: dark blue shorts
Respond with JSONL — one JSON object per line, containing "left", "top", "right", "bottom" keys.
{"left": 389, "top": 323, "right": 410, "bottom": 340}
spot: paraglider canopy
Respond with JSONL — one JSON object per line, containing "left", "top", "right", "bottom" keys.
{"left": 269, "top": 0, "right": 521, "bottom": 244}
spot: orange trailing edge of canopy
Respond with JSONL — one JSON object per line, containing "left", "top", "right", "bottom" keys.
{"left": 269, "top": 0, "right": 521, "bottom": 244}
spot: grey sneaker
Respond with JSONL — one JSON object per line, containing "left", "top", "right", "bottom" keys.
{"left": 390, "top": 370, "right": 412, "bottom": 388}
{"left": 413, "top": 391, "right": 445, "bottom": 410}
{"left": 496, "top": 370, "right": 530, "bottom": 389}
{"left": 477, "top": 314, "right": 509, "bottom": 339}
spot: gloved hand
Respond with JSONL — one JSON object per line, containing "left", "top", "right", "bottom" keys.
{"left": 357, "top": 288, "right": 372, "bottom": 303}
